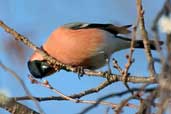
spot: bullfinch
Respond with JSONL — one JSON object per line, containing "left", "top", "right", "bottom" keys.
{"left": 28, "top": 22, "right": 163, "bottom": 78}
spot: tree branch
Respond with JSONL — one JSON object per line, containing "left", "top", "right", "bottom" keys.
{"left": 0, "top": 93, "right": 39, "bottom": 114}
{"left": 136, "top": 0, "right": 156, "bottom": 76}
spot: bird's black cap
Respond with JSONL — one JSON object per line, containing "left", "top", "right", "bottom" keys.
{"left": 27, "top": 60, "right": 55, "bottom": 78}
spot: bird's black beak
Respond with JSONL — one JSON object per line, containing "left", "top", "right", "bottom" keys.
{"left": 27, "top": 60, "right": 55, "bottom": 78}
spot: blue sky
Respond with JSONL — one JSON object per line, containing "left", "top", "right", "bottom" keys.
{"left": 0, "top": 0, "right": 165, "bottom": 114}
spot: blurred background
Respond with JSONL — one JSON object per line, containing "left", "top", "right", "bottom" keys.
{"left": 0, "top": 0, "right": 166, "bottom": 114}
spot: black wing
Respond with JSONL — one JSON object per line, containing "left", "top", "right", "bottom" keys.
{"left": 63, "top": 22, "right": 131, "bottom": 35}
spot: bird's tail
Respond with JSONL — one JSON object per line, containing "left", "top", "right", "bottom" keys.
{"left": 135, "top": 40, "right": 164, "bottom": 50}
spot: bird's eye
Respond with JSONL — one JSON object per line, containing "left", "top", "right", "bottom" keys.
{"left": 28, "top": 60, "right": 55, "bottom": 78}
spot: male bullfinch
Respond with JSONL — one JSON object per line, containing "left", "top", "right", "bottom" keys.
{"left": 28, "top": 22, "right": 163, "bottom": 78}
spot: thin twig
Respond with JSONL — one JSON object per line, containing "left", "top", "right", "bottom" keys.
{"left": 79, "top": 101, "right": 137, "bottom": 114}
{"left": 115, "top": 95, "right": 138, "bottom": 114}
{"left": 29, "top": 77, "right": 137, "bottom": 112}
{"left": 112, "top": 58, "right": 124, "bottom": 75}
{"left": 0, "top": 95, "right": 39, "bottom": 114}
{"left": 29, "top": 76, "right": 79, "bottom": 103}
{"left": 123, "top": 26, "right": 137, "bottom": 78}
{"left": 115, "top": 84, "right": 152, "bottom": 114}
{"left": 77, "top": 87, "right": 155, "bottom": 114}
{"left": 123, "top": 26, "right": 137, "bottom": 95}
{"left": 136, "top": 0, "right": 156, "bottom": 76}
{"left": 13, "top": 87, "right": 156, "bottom": 102}
{"left": 0, "top": 61, "right": 44, "bottom": 114}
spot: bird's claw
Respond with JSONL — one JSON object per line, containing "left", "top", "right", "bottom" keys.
{"left": 76, "top": 66, "right": 84, "bottom": 79}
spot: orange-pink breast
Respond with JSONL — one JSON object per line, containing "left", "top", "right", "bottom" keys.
{"left": 43, "top": 27, "right": 105, "bottom": 67}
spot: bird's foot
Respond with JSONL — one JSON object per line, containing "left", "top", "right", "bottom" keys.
{"left": 76, "top": 66, "right": 84, "bottom": 79}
